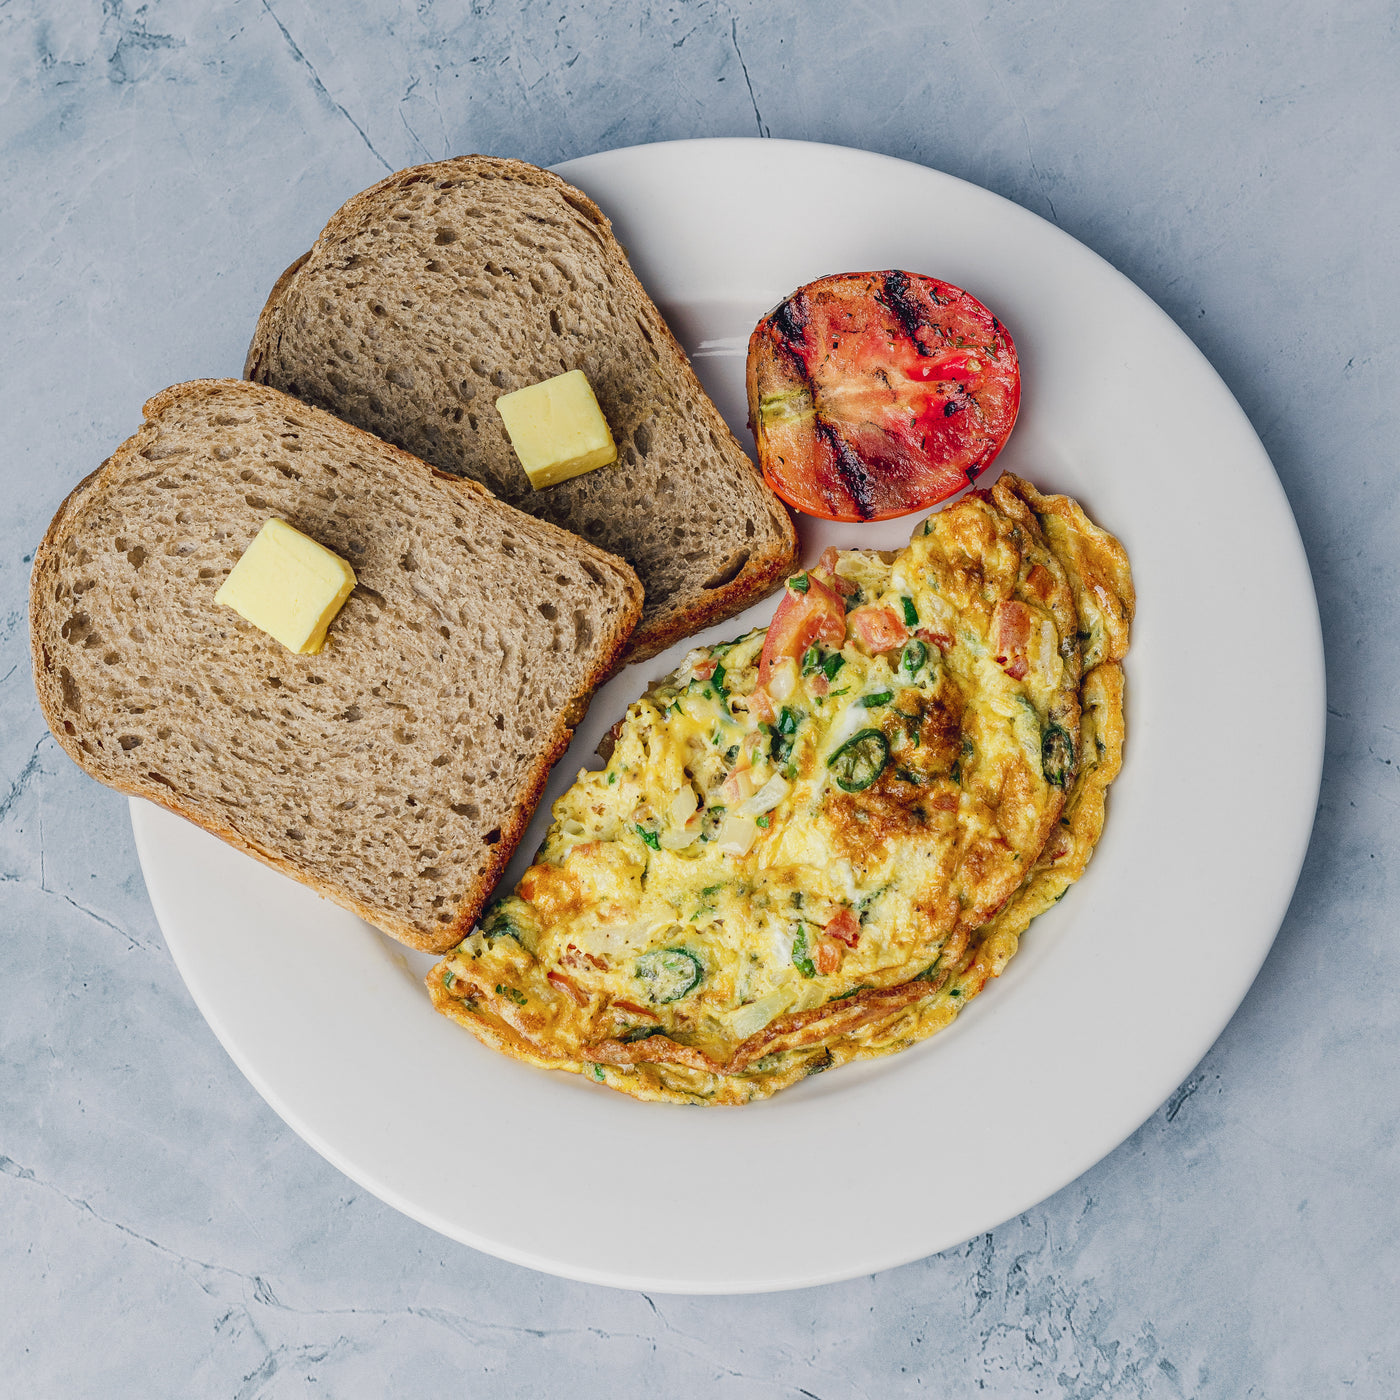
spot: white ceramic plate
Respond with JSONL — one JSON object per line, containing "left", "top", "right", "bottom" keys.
{"left": 131, "top": 139, "right": 1323, "bottom": 1293}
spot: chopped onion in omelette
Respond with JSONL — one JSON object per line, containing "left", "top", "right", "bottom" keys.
{"left": 429, "top": 474, "right": 1134, "bottom": 1104}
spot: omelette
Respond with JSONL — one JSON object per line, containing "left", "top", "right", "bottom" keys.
{"left": 429, "top": 474, "right": 1134, "bottom": 1104}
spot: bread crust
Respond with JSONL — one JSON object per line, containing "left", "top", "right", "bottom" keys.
{"left": 245, "top": 155, "right": 799, "bottom": 663}
{"left": 30, "top": 379, "right": 643, "bottom": 954}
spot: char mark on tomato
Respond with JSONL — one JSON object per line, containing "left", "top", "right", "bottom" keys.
{"left": 817, "top": 420, "right": 878, "bottom": 520}
{"left": 878, "top": 270, "right": 936, "bottom": 352}
{"left": 772, "top": 291, "right": 810, "bottom": 350}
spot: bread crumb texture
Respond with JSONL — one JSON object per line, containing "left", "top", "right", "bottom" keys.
{"left": 245, "top": 156, "right": 796, "bottom": 655}
{"left": 31, "top": 380, "right": 642, "bottom": 952}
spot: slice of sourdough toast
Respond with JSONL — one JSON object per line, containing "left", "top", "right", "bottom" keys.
{"left": 245, "top": 155, "right": 798, "bottom": 661}
{"left": 30, "top": 379, "right": 643, "bottom": 954}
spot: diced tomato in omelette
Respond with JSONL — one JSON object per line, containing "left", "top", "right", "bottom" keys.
{"left": 756, "top": 567, "right": 847, "bottom": 695}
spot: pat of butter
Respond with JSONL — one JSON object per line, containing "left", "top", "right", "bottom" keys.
{"left": 214, "top": 518, "right": 356, "bottom": 655}
{"left": 495, "top": 368, "right": 617, "bottom": 490}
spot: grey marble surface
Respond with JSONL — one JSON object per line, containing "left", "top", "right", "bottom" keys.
{"left": 2, "top": 1, "right": 1396, "bottom": 1394}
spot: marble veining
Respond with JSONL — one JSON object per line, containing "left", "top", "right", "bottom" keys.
{"left": 2, "top": 0, "right": 1397, "bottom": 1394}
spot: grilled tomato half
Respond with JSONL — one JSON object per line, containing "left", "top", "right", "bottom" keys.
{"left": 746, "top": 270, "right": 1020, "bottom": 521}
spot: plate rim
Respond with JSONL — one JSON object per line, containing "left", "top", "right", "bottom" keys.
{"left": 130, "top": 136, "right": 1326, "bottom": 1293}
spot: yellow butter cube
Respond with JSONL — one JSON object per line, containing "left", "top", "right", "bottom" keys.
{"left": 214, "top": 518, "right": 357, "bottom": 655}
{"left": 495, "top": 368, "right": 617, "bottom": 489}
